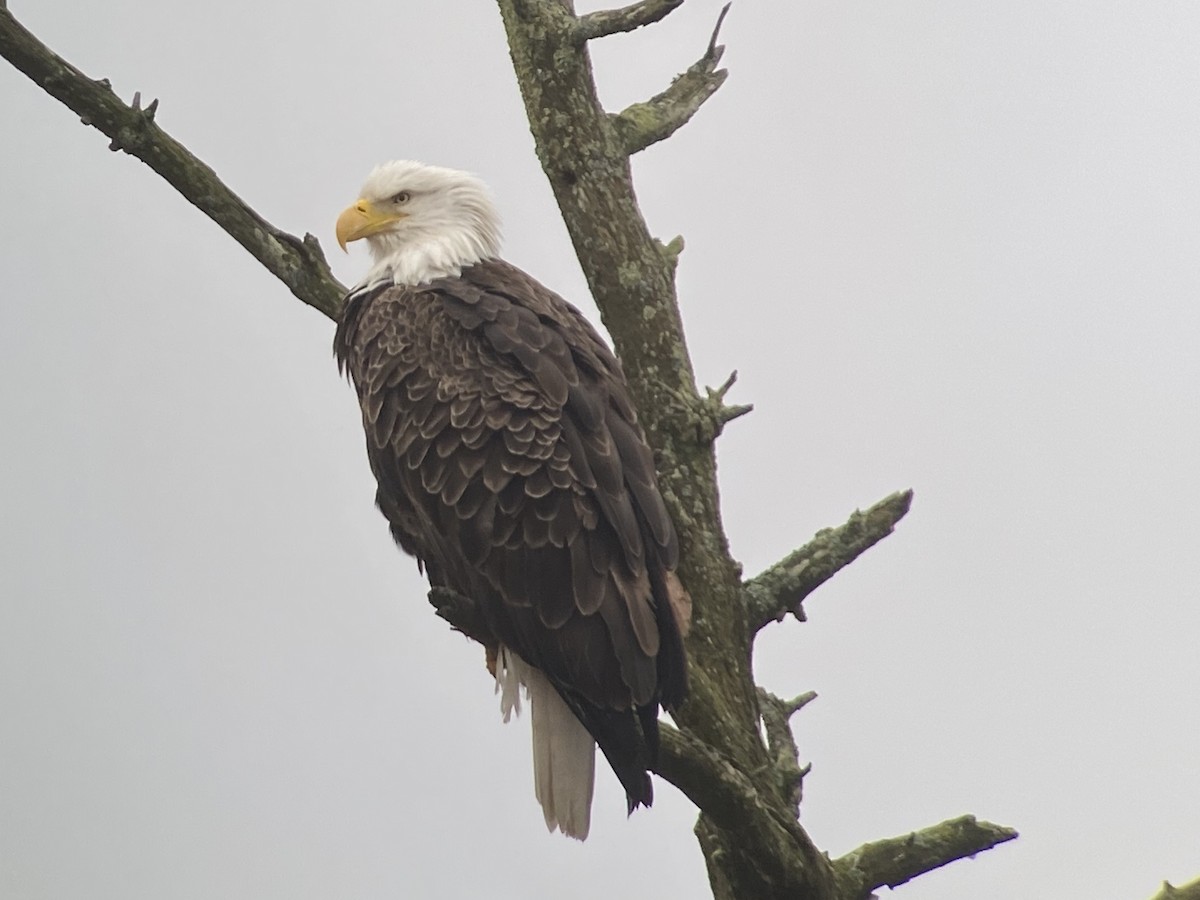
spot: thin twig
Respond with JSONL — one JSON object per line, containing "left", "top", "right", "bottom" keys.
{"left": 757, "top": 688, "right": 816, "bottom": 818}
{"left": 707, "top": 1, "right": 732, "bottom": 57}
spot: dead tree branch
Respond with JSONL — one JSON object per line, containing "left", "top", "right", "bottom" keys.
{"left": 609, "top": 3, "right": 730, "bottom": 155}
{"left": 757, "top": 688, "right": 816, "bottom": 819}
{"left": 657, "top": 721, "right": 834, "bottom": 897}
{"left": 697, "top": 369, "right": 753, "bottom": 442}
{"left": 0, "top": 6, "right": 343, "bottom": 319}
{"left": 575, "top": 0, "right": 686, "bottom": 41}
{"left": 1150, "top": 876, "right": 1200, "bottom": 900}
{"left": 745, "top": 489, "right": 913, "bottom": 634}
{"left": 833, "top": 815, "right": 1019, "bottom": 899}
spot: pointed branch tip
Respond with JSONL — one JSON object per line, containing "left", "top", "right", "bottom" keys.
{"left": 1149, "top": 875, "right": 1200, "bottom": 900}
{"left": 757, "top": 688, "right": 813, "bottom": 817}
{"left": 746, "top": 490, "right": 914, "bottom": 635}
{"left": 575, "top": 0, "right": 686, "bottom": 42}
{"left": 700, "top": 371, "right": 751, "bottom": 441}
{"left": 713, "top": 369, "right": 738, "bottom": 398}
{"left": 834, "top": 815, "right": 1018, "bottom": 897}
{"left": 707, "top": 2, "right": 732, "bottom": 59}
{"left": 719, "top": 403, "right": 753, "bottom": 425}
{"left": 657, "top": 233, "right": 686, "bottom": 263}
{"left": 610, "top": 4, "right": 731, "bottom": 155}
{"left": 787, "top": 690, "right": 818, "bottom": 714}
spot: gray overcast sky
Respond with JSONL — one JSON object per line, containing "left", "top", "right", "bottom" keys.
{"left": 2, "top": 2, "right": 1198, "bottom": 898}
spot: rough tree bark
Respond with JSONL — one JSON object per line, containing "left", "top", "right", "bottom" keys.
{"left": 1150, "top": 876, "right": 1200, "bottom": 900}
{"left": 22, "top": 1, "right": 1183, "bottom": 897}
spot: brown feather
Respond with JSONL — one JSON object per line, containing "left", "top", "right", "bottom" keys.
{"left": 333, "top": 259, "right": 688, "bottom": 818}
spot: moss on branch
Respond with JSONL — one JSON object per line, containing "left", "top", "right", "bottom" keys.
{"left": 745, "top": 490, "right": 914, "bottom": 634}
{"left": 834, "top": 815, "right": 1019, "bottom": 898}
{"left": 609, "top": 4, "right": 730, "bottom": 155}
{"left": 1150, "top": 876, "right": 1200, "bottom": 900}
{"left": 575, "top": 0, "right": 686, "bottom": 42}
{"left": 757, "top": 688, "right": 816, "bottom": 819}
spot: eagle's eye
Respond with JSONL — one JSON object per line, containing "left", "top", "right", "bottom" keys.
{"left": 391, "top": 191, "right": 411, "bottom": 205}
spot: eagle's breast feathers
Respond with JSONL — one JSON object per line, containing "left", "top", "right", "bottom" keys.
{"left": 334, "top": 162, "right": 687, "bottom": 839}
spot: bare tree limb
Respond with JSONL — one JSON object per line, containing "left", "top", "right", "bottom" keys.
{"left": 833, "top": 815, "right": 1019, "bottom": 899}
{"left": 657, "top": 724, "right": 834, "bottom": 898}
{"left": 654, "top": 722, "right": 770, "bottom": 830}
{"left": 757, "top": 688, "right": 816, "bottom": 819}
{"left": 745, "top": 489, "right": 914, "bottom": 634}
{"left": 609, "top": 3, "right": 731, "bottom": 155}
{"left": 1150, "top": 876, "right": 1200, "bottom": 900}
{"left": 575, "top": 0, "right": 685, "bottom": 41}
{"left": 0, "top": 6, "right": 344, "bottom": 319}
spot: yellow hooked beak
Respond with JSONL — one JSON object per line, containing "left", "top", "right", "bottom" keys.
{"left": 335, "top": 199, "right": 407, "bottom": 252}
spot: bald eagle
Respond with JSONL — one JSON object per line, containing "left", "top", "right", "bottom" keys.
{"left": 333, "top": 161, "right": 688, "bottom": 839}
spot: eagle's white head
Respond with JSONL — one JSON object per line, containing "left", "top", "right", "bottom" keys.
{"left": 336, "top": 160, "right": 502, "bottom": 288}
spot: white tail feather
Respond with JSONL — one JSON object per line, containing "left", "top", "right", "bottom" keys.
{"left": 496, "top": 646, "right": 596, "bottom": 840}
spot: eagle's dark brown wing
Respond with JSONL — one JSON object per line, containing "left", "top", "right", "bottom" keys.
{"left": 335, "top": 258, "right": 687, "bottom": 807}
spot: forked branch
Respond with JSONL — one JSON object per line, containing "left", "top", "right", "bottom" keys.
{"left": 757, "top": 688, "right": 816, "bottom": 819}
{"left": 610, "top": 3, "right": 731, "bottom": 155}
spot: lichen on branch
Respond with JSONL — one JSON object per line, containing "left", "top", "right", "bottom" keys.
{"left": 745, "top": 490, "right": 914, "bottom": 634}
{"left": 757, "top": 688, "right": 816, "bottom": 819}
{"left": 575, "top": 0, "right": 686, "bottom": 42}
{"left": 609, "top": 2, "right": 730, "bottom": 155}
{"left": 1149, "top": 875, "right": 1200, "bottom": 900}
{"left": 833, "top": 815, "right": 1019, "bottom": 898}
